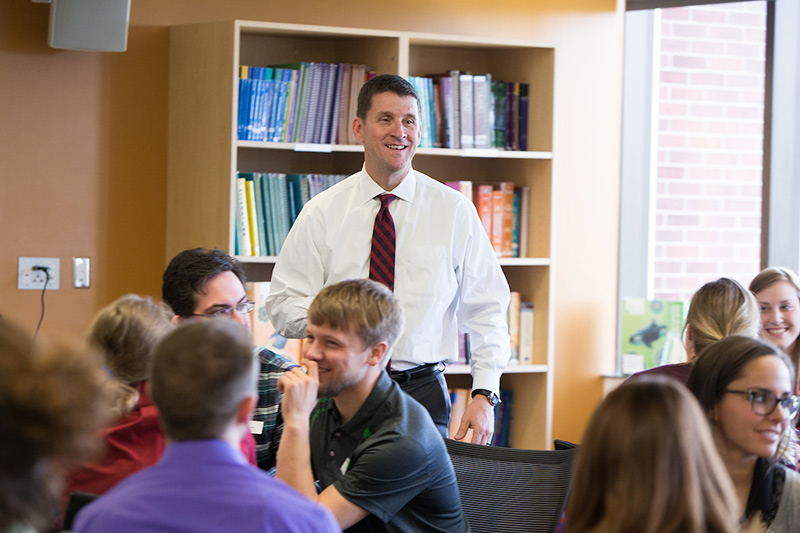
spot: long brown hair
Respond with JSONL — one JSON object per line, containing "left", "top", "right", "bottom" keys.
{"left": 88, "top": 294, "right": 173, "bottom": 417}
{"left": 566, "top": 377, "right": 738, "bottom": 533}
{"left": 0, "top": 319, "right": 113, "bottom": 532}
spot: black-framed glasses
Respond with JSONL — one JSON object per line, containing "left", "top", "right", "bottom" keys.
{"left": 724, "top": 389, "right": 800, "bottom": 420}
{"left": 191, "top": 300, "right": 255, "bottom": 319}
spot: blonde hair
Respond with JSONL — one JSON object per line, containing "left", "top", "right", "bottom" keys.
{"left": 308, "top": 279, "right": 404, "bottom": 364}
{"left": 0, "top": 319, "right": 114, "bottom": 531}
{"left": 684, "top": 278, "right": 760, "bottom": 359}
{"left": 749, "top": 266, "right": 800, "bottom": 367}
{"left": 88, "top": 294, "right": 174, "bottom": 417}
{"left": 566, "top": 377, "right": 738, "bottom": 533}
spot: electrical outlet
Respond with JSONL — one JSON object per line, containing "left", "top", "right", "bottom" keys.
{"left": 18, "top": 257, "right": 60, "bottom": 290}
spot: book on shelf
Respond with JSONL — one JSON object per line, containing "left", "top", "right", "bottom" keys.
{"left": 444, "top": 180, "right": 473, "bottom": 201}
{"left": 458, "top": 73, "right": 474, "bottom": 149}
{"left": 619, "top": 298, "right": 687, "bottom": 376}
{"left": 235, "top": 177, "right": 252, "bottom": 256}
{"left": 470, "top": 182, "right": 528, "bottom": 258}
{"left": 472, "top": 73, "right": 491, "bottom": 149}
{"left": 507, "top": 291, "right": 521, "bottom": 364}
{"left": 518, "top": 302, "right": 534, "bottom": 364}
{"left": 500, "top": 182, "right": 514, "bottom": 258}
{"left": 493, "top": 389, "right": 513, "bottom": 447}
{"left": 246, "top": 281, "right": 302, "bottom": 362}
{"left": 518, "top": 185, "right": 530, "bottom": 258}
{"left": 235, "top": 172, "right": 348, "bottom": 256}
{"left": 252, "top": 173, "right": 268, "bottom": 256}
{"left": 491, "top": 79, "right": 507, "bottom": 149}
{"left": 474, "top": 184, "right": 493, "bottom": 239}
{"left": 237, "top": 62, "right": 370, "bottom": 145}
{"left": 517, "top": 82, "right": 529, "bottom": 152}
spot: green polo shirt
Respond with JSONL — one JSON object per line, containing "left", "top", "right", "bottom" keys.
{"left": 310, "top": 371, "right": 468, "bottom": 532}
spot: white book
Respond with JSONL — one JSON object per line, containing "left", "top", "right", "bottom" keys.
{"left": 519, "top": 302, "right": 534, "bottom": 364}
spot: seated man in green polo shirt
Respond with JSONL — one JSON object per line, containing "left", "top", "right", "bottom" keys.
{"left": 276, "top": 279, "right": 467, "bottom": 532}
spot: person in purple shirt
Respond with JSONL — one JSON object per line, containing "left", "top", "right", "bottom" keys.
{"left": 74, "top": 319, "right": 340, "bottom": 533}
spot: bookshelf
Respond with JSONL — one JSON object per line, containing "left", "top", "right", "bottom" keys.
{"left": 167, "top": 20, "right": 555, "bottom": 450}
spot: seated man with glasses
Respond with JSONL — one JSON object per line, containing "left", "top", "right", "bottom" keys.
{"left": 162, "top": 248, "right": 297, "bottom": 472}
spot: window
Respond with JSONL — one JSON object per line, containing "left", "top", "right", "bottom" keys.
{"left": 617, "top": 0, "right": 800, "bottom": 366}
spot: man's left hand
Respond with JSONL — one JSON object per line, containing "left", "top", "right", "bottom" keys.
{"left": 453, "top": 395, "right": 495, "bottom": 444}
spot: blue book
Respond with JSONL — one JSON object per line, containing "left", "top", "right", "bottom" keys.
{"left": 237, "top": 76, "right": 252, "bottom": 141}
{"left": 303, "top": 63, "right": 324, "bottom": 143}
{"left": 276, "top": 173, "right": 292, "bottom": 250}
{"left": 259, "top": 172, "right": 274, "bottom": 256}
{"left": 319, "top": 63, "right": 339, "bottom": 144}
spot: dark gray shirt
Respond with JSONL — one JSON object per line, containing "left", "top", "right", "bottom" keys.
{"left": 310, "top": 371, "right": 468, "bottom": 533}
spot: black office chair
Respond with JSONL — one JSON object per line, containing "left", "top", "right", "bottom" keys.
{"left": 445, "top": 439, "right": 577, "bottom": 533}
{"left": 553, "top": 438, "right": 579, "bottom": 451}
{"left": 61, "top": 491, "right": 99, "bottom": 531}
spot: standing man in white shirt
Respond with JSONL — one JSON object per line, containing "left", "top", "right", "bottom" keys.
{"left": 266, "top": 74, "right": 510, "bottom": 443}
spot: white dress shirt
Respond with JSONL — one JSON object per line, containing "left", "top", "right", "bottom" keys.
{"left": 266, "top": 166, "right": 511, "bottom": 394}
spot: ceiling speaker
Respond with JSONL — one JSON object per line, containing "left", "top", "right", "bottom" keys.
{"left": 48, "top": 0, "right": 130, "bottom": 52}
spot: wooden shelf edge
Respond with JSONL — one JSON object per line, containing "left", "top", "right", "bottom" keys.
{"left": 238, "top": 256, "right": 551, "bottom": 266}
{"left": 445, "top": 363, "right": 548, "bottom": 375}
{"left": 237, "top": 141, "right": 551, "bottom": 160}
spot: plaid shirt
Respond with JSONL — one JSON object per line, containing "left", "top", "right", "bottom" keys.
{"left": 253, "top": 347, "right": 297, "bottom": 472}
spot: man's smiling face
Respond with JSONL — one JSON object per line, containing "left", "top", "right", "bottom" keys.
{"left": 353, "top": 91, "right": 421, "bottom": 187}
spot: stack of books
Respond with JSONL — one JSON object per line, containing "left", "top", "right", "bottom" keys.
{"left": 235, "top": 172, "right": 348, "bottom": 257}
{"left": 445, "top": 181, "right": 530, "bottom": 259}
{"left": 408, "top": 72, "right": 530, "bottom": 151}
{"left": 237, "top": 63, "right": 372, "bottom": 144}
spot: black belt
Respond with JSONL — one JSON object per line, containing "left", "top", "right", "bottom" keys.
{"left": 389, "top": 362, "right": 443, "bottom": 383}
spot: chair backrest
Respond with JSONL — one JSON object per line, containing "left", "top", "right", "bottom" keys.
{"left": 445, "top": 438, "right": 577, "bottom": 533}
{"left": 553, "top": 439, "right": 580, "bottom": 451}
{"left": 62, "top": 491, "right": 99, "bottom": 531}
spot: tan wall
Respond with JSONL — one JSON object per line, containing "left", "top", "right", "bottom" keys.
{"left": 0, "top": 0, "right": 622, "bottom": 443}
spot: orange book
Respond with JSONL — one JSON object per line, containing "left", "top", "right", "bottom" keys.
{"left": 491, "top": 190, "right": 504, "bottom": 257}
{"left": 473, "top": 184, "right": 493, "bottom": 239}
{"left": 500, "top": 182, "right": 515, "bottom": 258}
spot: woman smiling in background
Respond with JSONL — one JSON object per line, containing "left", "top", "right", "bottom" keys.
{"left": 750, "top": 267, "right": 800, "bottom": 378}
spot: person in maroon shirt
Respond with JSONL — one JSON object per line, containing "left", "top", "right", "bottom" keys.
{"left": 60, "top": 295, "right": 174, "bottom": 515}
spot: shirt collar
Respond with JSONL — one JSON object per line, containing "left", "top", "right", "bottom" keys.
{"left": 358, "top": 165, "right": 416, "bottom": 205}
{"left": 334, "top": 371, "right": 395, "bottom": 440}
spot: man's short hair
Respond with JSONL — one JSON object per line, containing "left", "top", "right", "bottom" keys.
{"left": 356, "top": 74, "right": 420, "bottom": 121}
{"left": 162, "top": 248, "right": 246, "bottom": 317}
{"left": 308, "top": 279, "right": 405, "bottom": 356}
{"left": 150, "top": 319, "right": 256, "bottom": 441}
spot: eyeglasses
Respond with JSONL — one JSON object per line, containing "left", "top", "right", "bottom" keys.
{"left": 191, "top": 300, "right": 255, "bottom": 319}
{"left": 724, "top": 389, "right": 800, "bottom": 420}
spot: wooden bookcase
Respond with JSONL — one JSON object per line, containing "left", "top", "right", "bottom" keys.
{"left": 166, "top": 20, "right": 555, "bottom": 450}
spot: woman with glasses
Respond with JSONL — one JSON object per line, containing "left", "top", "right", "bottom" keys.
{"left": 687, "top": 336, "right": 800, "bottom": 531}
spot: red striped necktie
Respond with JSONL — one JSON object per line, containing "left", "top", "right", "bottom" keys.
{"left": 369, "top": 194, "right": 397, "bottom": 291}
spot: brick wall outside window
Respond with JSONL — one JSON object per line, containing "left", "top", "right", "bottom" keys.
{"left": 653, "top": 1, "right": 766, "bottom": 300}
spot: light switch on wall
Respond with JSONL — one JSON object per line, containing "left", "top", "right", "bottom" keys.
{"left": 73, "top": 257, "right": 90, "bottom": 288}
